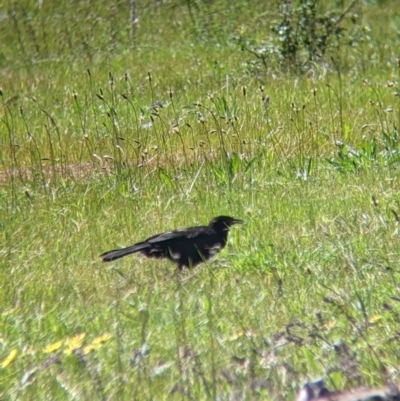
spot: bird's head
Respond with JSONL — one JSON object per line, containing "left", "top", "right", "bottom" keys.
{"left": 210, "top": 215, "right": 243, "bottom": 230}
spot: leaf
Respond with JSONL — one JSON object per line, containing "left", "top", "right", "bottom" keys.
{"left": 302, "top": 347, "right": 319, "bottom": 374}
{"left": 228, "top": 152, "right": 240, "bottom": 176}
{"left": 244, "top": 155, "right": 259, "bottom": 174}
{"left": 221, "top": 96, "right": 229, "bottom": 115}
{"left": 210, "top": 163, "right": 227, "bottom": 185}
{"left": 158, "top": 168, "right": 174, "bottom": 190}
{"left": 329, "top": 370, "right": 343, "bottom": 389}
{"left": 152, "top": 361, "right": 173, "bottom": 377}
{"left": 306, "top": 157, "right": 314, "bottom": 177}
{"left": 203, "top": 297, "right": 211, "bottom": 313}
{"left": 343, "top": 123, "right": 350, "bottom": 141}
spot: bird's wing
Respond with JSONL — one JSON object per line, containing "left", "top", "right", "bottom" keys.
{"left": 147, "top": 226, "right": 208, "bottom": 244}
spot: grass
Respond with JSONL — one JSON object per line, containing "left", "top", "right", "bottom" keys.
{"left": 1, "top": 0, "right": 400, "bottom": 399}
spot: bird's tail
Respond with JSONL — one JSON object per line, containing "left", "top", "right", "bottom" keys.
{"left": 100, "top": 242, "right": 148, "bottom": 262}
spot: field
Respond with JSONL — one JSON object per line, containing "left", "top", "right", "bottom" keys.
{"left": 1, "top": 0, "right": 400, "bottom": 399}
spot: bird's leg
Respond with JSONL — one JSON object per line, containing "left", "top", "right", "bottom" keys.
{"left": 186, "top": 258, "right": 194, "bottom": 270}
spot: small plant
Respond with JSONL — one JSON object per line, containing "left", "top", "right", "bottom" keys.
{"left": 327, "top": 139, "right": 376, "bottom": 173}
{"left": 239, "top": 0, "right": 358, "bottom": 73}
{"left": 327, "top": 126, "right": 400, "bottom": 173}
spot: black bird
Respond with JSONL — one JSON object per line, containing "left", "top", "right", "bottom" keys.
{"left": 100, "top": 215, "right": 243, "bottom": 270}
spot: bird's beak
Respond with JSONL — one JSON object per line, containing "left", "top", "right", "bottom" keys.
{"left": 232, "top": 218, "right": 244, "bottom": 225}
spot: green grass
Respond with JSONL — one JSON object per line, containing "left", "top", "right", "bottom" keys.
{"left": 1, "top": 0, "right": 400, "bottom": 399}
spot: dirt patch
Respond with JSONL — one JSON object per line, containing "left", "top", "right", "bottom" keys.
{"left": 0, "top": 162, "right": 111, "bottom": 184}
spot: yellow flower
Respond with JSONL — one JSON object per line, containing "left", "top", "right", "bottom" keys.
{"left": 1, "top": 349, "right": 18, "bottom": 368}
{"left": 368, "top": 315, "right": 382, "bottom": 324}
{"left": 92, "top": 333, "right": 111, "bottom": 345}
{"left": 64, "top": 333, "right": 86, "bottom": 355}
{"left": 83, "top": 333, "right": 111, "bottom": 355}
{"left": 44, "top": 340, "right": 63, "bottom": 353}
